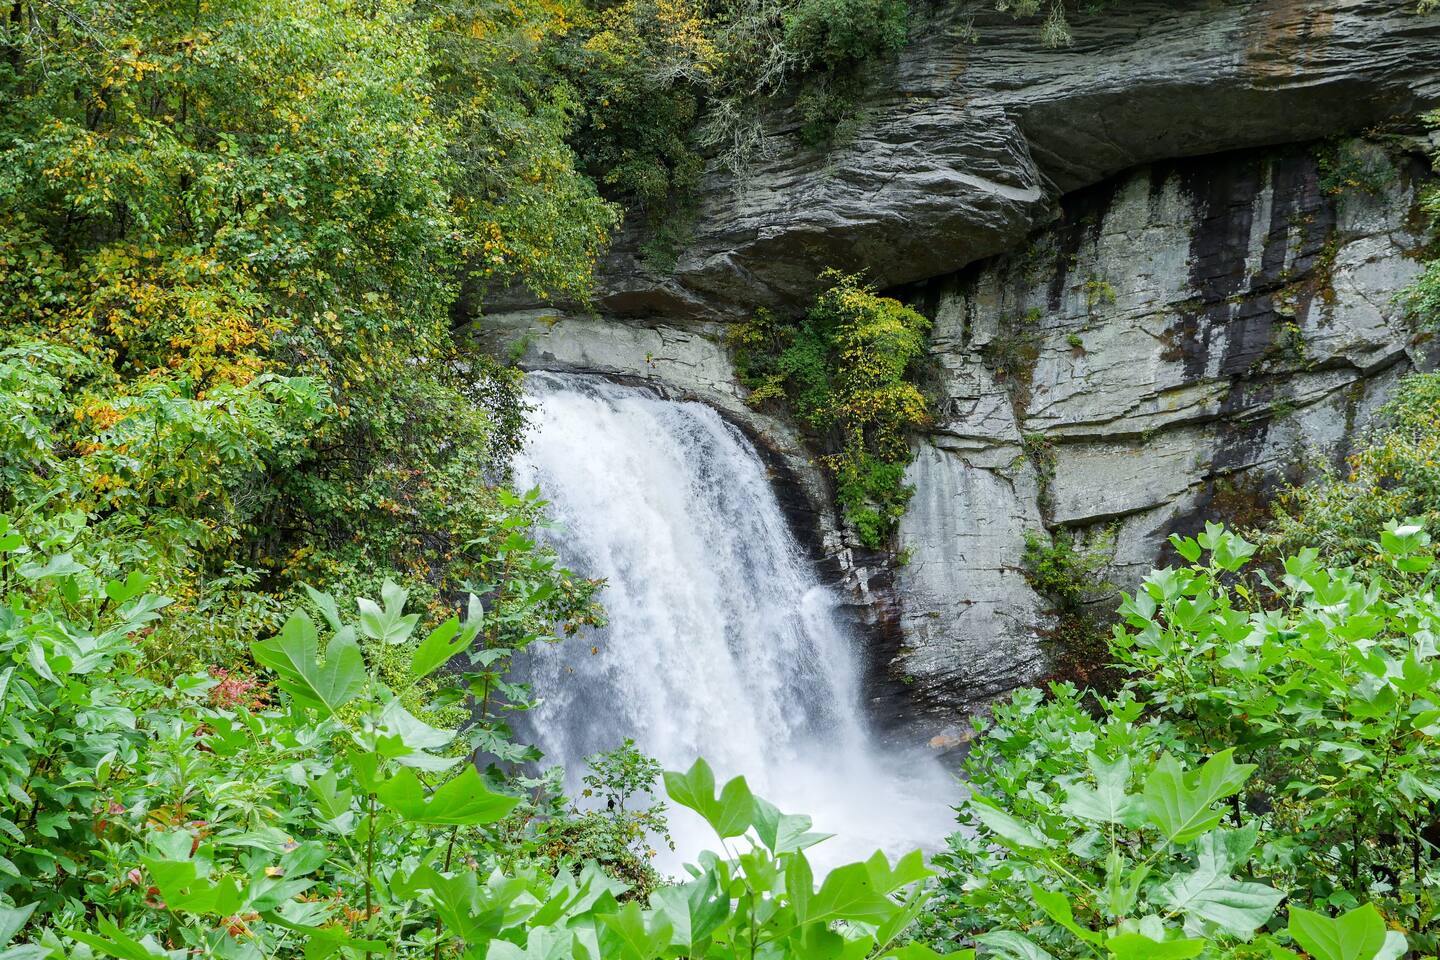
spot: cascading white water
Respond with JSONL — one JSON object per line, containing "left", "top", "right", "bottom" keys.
{"left": 513, "top": 371, "right": 955, "bottom": 870}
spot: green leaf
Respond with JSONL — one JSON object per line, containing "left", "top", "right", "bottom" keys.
{"left": 883, "top": 945, "right": 972, "bottom": 960}
{"left": 1287, "top": 904, "right": 1400, "bottom": 960}
{"left": 597, "top": 902, "right": 673, "bottom": 960}
{"left": 1155, "top": 830, "right": 1282, "bottom": 939}
{"left": 975, "top": 930, "right": 1057, "bottom": 960}
{"left": 662, "top": 758, "right": 753, "bottom": 838}
{"left": 0, "top": 903, "right": 36, "bottom": 946}
{"left": 372, "top": 697, "right": 454, "bottom": 763}
{"left": 786, "top": 849, "right": 814, "bottom": 921}
{"left": 801, "top": 861, "right": 898, "bottom": 925}
{"left": 751, "top": 795, "right": 832, "bottom": 854}
{"left": 62, "top": 917, "right": 179, "bottom": 960}
{"left": 1103, "top": 850, "right": 1150, "bottom": 918}
{"left": 18, "top": 553, "right": 84, "bottom": 581}
{"left": 373, "top": 765, "right": 521, "bottom": 826}
{"left": 304, "top": 584, "right": 345, "bottom": 633}
{"left": 1061, "top": 755, "right": 1145, "bottom": 827}
{"left": 1143, "top": 750, "right": 1253, "bottom": 844}
{"left": 410, "top": 615, "right": 480, "bottom": 680}
{"left": 251, "top": 613, "right": 366, "bottom": 716}
{"left": 358, "top": 580, "right": 420, "bottom": 645}
{"left": 141, "top": 854, "right": 246, "bottom": 915}
{"left": 104, "top": 571, "right": 151, "bottom": 604}
{"left": 1105, "top": 933, "right": 1205, "bottom": 959}
{"left": 865, "top": 848, "right": 933, "bottom": 894}
{"left": 969, "top": 799, "right": 1052, "bottom": 850}
{"left": 1029, "top": 884, "right": 1102, "bottom": 944}
{"left": 650, "top": 872, "right": 728, "bottom": 950}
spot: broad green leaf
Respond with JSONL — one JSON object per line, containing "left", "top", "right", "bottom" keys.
{"left": 488, "top": 925, "right": 579, "bottom": 960}
{"left": 874, "top": 883, "right": 932, "bottom": 952}
{"left": 304, "top": 584, "right": 345, "bottom": 633}
{"left": 969, "top": 799, "right": 1052, "bottom": 850}
{"left": 865, "top": 849, "right": 934, "bottom": 894}
{"left": 1029, "top": 884, "right": 1102, "bottom": 944}
{"left": 597, "top": 902, "right": 673, "bottom": 960}
{"left": 1287, "top": 904, "right": 1399, "bottom": 960}
{"left": 651, "top": 872, "right": 728, "bottom": 950}
{"left": 251, "top": 613, "right": 365, "bottom": 716}
{"left": 975, "top": 930, "right": 1057, "bottom": 960}
{"left": 103, "top": 571, "right": 151, "bottom": 604}
{"left": 358, "top": 580, "right": 420, "bottom": 645}
{"left": 374, "top": 766, "right": 521, "bottom": 826}
{"left": 401, "top": 866, "right": 496, "bottom": 943}
{"left": 0, "top": 903, "right": 36, "bottom": 946}
{"left": 787, "top": 849, "right": 815, "bottom": 920}
{"left": 883, "top": 945, "right": 972, "bottom": 960}
{"left": 309, "top": 772, "right": 354, "bottom": 822}
{"left": 1062, "top": 755, "right": 1145, "bottom": 827}
{"left": 1103, "top": 850, "right": 1150, "bottom": 918}
{"left": 259, "top": 911, "right": 388, "bottom": 958}
{"left": 751, "top": 795, "right": 831, "bottom": 854}
{"left": 141, "top": 855, "right": 246, "bottom": 915}
{"left": 1155, "top": 831, "right": 1282, "bottom": 939}
{"left": 61, "top": 917, "right": 179, "bottom": 960}
{"left": 663, "top": 758, "right": 753, "bottom": 838}
{"left": 411, "top": 615, "right": 480, "bottom": 680}
{"left": 1105, "top": 933, "right": 1205, "bottom": 959}
{"left": 372, "top": 697, "right": 454, "bottom": 764}
{"left": 800, "top": 861, "right": 898, "bottom": 925}
{"left": 1143, "top": 750, "right": 1253, "bottom": 844}
{"left": 18, "top": 553, "right": 84, "bottom": 581}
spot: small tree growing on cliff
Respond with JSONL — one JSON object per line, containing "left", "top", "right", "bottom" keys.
{"left": 729, "top": 270, "right": 932, "bottom": 549}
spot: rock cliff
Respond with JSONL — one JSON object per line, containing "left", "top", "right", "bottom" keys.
{"left": 512, "top": 0, "right": 1440, "bottom": 321}
{"left": 476, "top": 0, "right": 1440, "bottom": 738}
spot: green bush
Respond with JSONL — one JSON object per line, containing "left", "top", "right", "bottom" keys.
{"left": 0, "top": 0, "right": 613, "bottom": 668}
{"left": 729, "top": 271, "right": 932, "bottom": 549}
{"left": 928, "top": 521, "right": 1440, "bottom": 957}
{"left": 0, "top": 516, "right": 945, "bottom": 957}
{"left": 1264, "top": 372, "right": 1440, "bottom": 565}
{"left": 563, "top": 0, "right": 717, "bottom": 211}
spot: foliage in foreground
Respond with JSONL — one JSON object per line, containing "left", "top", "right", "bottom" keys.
{"left": 6, "top": 507, "right": 1433, "bottom": 960}
{"left": 729, "top": 270, "right": 932, "bottom": 549}
{"left": 0, "top": 513, "right": 945, "bottom": 959}
{"left": 930, "top": 522, "right": 1440, "bottom": 958}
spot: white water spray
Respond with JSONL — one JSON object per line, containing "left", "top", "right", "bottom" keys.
{"left": 513, "top": 371, "right": 955, "bottom": 871}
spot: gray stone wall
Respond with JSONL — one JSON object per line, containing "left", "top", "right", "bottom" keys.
{"left": 891, "top": 140, "right": 1436, "bottom": 719}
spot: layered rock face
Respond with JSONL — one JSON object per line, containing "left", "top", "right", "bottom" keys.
{"left": 893, "top": 141, "right": 1435, "bottom": 715}
{"left": 548, "top": 0, "right": 1440, "bottom": 322}
{"left": 478, "top": 0, "right": 1440, "bottom": 736}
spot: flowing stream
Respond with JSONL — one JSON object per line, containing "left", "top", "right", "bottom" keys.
{"left": 513, "top": 371, "right": 955, "bottom": 871}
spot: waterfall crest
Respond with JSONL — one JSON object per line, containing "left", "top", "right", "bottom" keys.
{"left": 513, "top": 371, "right": 954, "bottom": 869}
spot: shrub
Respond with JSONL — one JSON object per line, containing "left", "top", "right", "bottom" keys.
{"left": 929, "top": 521, "right": 1440, "bottom": 957}
{"left": 564, "top": 0, "right": 717, "bottom": 211}
{"left": 0, "top": 515, "right": 943, "bottom": 957}
{"left": 730, "top": 271, "right": 932, "bottom": 549}
{"left": 1264, "top": 372, "right": 1440, "bottom": 565}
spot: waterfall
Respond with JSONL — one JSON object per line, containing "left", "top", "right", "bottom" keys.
{"left": 513, "top": 371, "right": 955, "bottom": 870}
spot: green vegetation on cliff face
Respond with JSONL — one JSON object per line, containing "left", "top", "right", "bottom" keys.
{"left": 729, "top": 271, "right": 932, "bottom": 549}
{"left": 555, "top": 0, "right": 1118, "bottom": 228}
